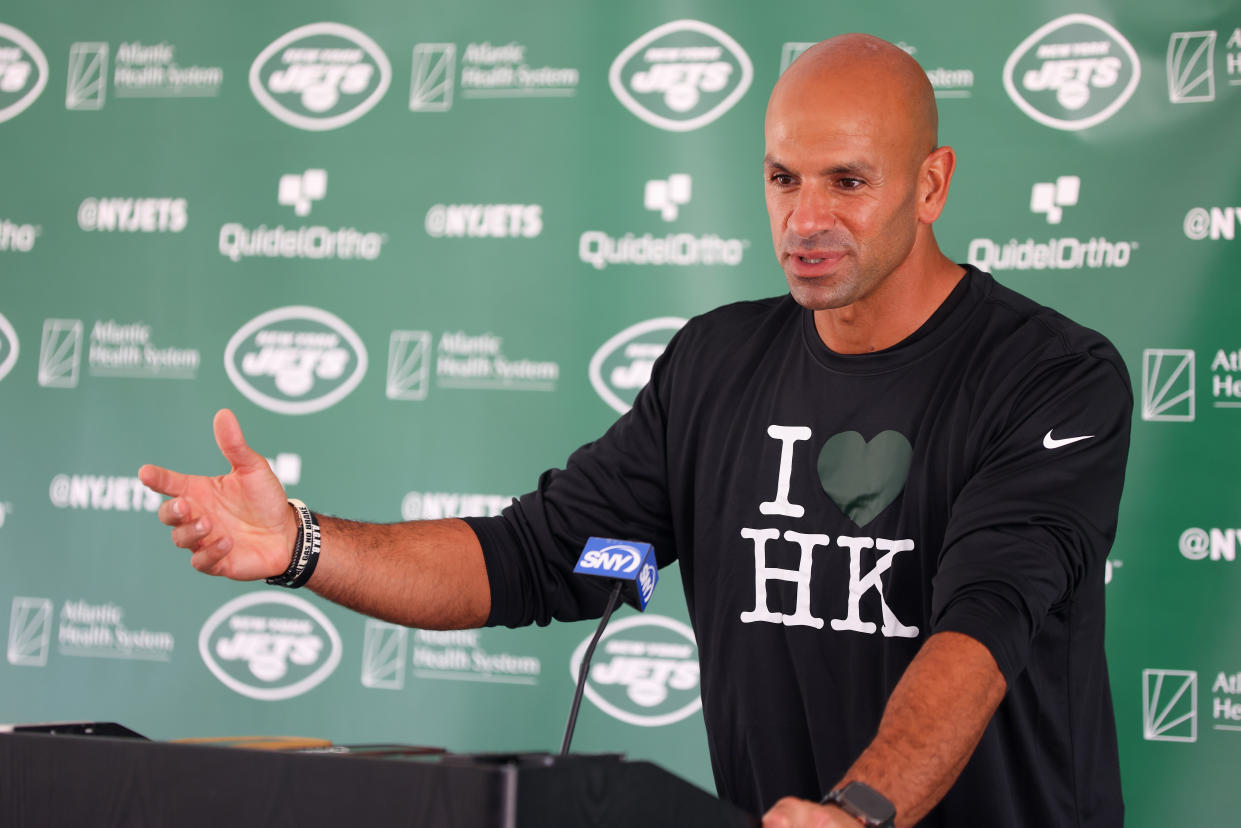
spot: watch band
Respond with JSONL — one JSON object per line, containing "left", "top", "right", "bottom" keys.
{"left": 822, "top": 780, "right": 896, "bottom": 828}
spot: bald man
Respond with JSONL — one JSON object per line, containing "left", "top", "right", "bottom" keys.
{"left": 142, "top": 34, "right": 1129, "bottom": 828}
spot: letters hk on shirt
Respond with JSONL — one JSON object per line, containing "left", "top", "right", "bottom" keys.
{"left": 739, "top": 424, "right": 919, "bottom": 639}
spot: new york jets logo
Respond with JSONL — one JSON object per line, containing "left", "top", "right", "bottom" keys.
{"left": 199, "top": 592, "right": 342, "bottom": 701}
{"left": 1003, "top": 14, "right": 1140, "bottom": 131}
{"left": 250, "top": 22, "right": 391, "bottom": 131}
{"left": 0, "top": 310, "right": 18, "bottom": 382}
{"left": 0, "top": 24, "right": 48, "bottom": 124}
{"left": 571, "top": 614, "right": 701, "bottom": 727}
{"left": 609, "top": 20, "right": 752, "bottom": 132}
{"left": 589, "top": 317, "right": 686, "bottom": 414}
{"left": 224, "top": 305, "right": 368, "bottom": 415}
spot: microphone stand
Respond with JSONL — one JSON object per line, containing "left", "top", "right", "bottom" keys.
{"left": 559, "top": 581, "right": 624, "bottom": 756}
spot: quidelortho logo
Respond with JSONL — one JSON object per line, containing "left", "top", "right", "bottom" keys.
{"left": 409, "top": 40, "right": 578, "bottom": 111}
{"left": 1184, "top": 206, "right": 1241, "bottom": 241}
{"left": 610, "top": 20, "right": 752, "bottom": 132}
{"left": 423, "top": 203, "right": 543, "bottom": 239}
{"left": 967, "top": 176, "right": 1136, "bottom": 272}
{"left": 645, "top": 174, "right": 691, "bottom": 221}
{"left": 224, "top": 306, "right": 368, "bottom": 415}
{"left": 37, "top": 318, "right": 199, "bottom": 386}
{"left": 0, "top": 216, "right": 38, "bottom": 252}
{"left": 1030, "top": 175, "right": 1079, "bottom": 224}
{"left": 66, "top": 41, "right": 222, "bottom": 110}
{"left": 400, "top": 491, "right": 511, "bottom": 520}
{"left": 589, "top": 317, "right": 686, "bottom": 414}
{"left": 200, "top": 591, "right": 341, "bottom": 701}
{"left": 250, "top": 22, "right": 390, "bottom": 131}
{"left": 386, "top": 329, "right": 559, "bottom": 397}
{"left": 1168, "top": 29, "right": 1241, "bottom": 104}
{"left": 278, "top": 169, "right": 326, "bottom": 216}
{"left": 219, "top": 170, "right": 386, "bottom": 262}
{"left": 579, "top": 176, "right": 747, "bottom": 270}
{"left": 0, "top": 310, "right": 18, "bottom": 382}
{"left": 266, "top": 452, "right": 302, "bottom": 486}
{"left": 78, "top": 197, "right": 188, "bottom": 232}
{"left": 570, "top": 614, "right": 701, "bottom": 727}
{"left": 1004, "top": 14, "right": 1140, "bottom": 131}
{"left": 1142, "top": 348, "right": 1195, "bottom": 421}
{"left": 1144, "top": 669, "right": 1197, "bottom": 742}
{"left": 0, "top": 23, "right": 48, "bottom": 124}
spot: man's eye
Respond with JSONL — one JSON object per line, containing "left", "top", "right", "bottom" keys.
{"left": 769, "top": 173, "right": 794, "bottom": 186}
{"left": 838, "top": 178, "right": 864, "bottom": 190}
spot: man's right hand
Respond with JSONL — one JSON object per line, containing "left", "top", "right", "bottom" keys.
{"left": 138, "top": 409, "right": 298, "bottom": 582}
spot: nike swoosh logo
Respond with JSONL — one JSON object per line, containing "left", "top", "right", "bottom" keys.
{"left": 1043, "top": 430, "right": 1094, "bottom": 449}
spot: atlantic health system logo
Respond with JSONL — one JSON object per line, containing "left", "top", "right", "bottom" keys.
{"left": 409, "top": 40, "right": 578, "bottom": 111}
{"left": 1142, "top": 349, "right": 1195, "bottom": 422}
{"left": 1167, "top": 28, "right": 1241, "bottom": 104}
{"left": 1144, "top": 668, "right": 1197, "bottom": 742}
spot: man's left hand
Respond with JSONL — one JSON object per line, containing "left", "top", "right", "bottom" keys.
{"left": 763, "top": 797, "right": 860, "bottom": 827}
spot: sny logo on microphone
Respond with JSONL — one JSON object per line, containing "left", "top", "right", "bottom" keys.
{"left": 574, "top": 537, "right": 659, "bottom": 610}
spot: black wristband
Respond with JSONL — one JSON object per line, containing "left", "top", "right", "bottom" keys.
{"left": 265, "top": 499, "right": 320, "bottom": 589}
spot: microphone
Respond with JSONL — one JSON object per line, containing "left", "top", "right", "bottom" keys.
{"left": 560, "top": 537, "right": 659, "bottom": 755}
{"left": 572, "top": 536, "right": 659, "bottom": 610}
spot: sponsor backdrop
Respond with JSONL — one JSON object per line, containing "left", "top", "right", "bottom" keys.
{"left": 0, "top": 0, "right": 1236, "bottom": 821}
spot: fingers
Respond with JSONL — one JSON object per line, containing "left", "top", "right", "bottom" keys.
{"left": 157, "top": 499, "right": 232, "bottom": 560}
{"left": 170, "top": 514, "right": 212, "bottom": 549}
{"left": 191, "top": 536, "right": 234, "bottom": 575}
{"left": 213, "top": 408, "right": 267, "bottom": 473}
{"left": 157, "top": 496, "right": 190, "bottom": 527}
{"left": 138, "top": 464, "right": 188, "bottom": 498}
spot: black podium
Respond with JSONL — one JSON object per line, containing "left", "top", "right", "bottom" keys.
{"left": 0, "top": 732, "right": 759, "bottom": 827}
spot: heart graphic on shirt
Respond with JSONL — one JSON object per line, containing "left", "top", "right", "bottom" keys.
{"left": 817, "top": 430, "right": 913, "bottom": 528}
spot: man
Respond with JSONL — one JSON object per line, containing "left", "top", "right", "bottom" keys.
{"left": 140, "top": 34, "right": 1129, "bottom": 827}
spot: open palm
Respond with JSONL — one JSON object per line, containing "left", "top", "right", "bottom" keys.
{"left": 139, "top": 409, "right": 296, "bottom": 581}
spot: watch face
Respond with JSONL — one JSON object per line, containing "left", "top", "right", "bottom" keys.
{"left": 832, "top": 781, "right": 896, "bottom": 826}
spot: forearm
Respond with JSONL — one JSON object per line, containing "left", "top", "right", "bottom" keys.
{"left": 305, "top": 515, "right": 491, "bottom": 630}
{"left": 840, "top": 631, "right": 1006, "bottom": 827}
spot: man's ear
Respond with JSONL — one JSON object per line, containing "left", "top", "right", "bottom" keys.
{"left": 916, "top": 146, "right": 956, "bottom": 224}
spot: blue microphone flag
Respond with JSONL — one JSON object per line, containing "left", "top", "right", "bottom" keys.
{"left": 573, "top": 537, "right": 659, "bottom": 611}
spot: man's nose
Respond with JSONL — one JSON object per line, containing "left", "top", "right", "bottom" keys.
{"left": 788, "top": 186, "right": 837, "bottom": 238}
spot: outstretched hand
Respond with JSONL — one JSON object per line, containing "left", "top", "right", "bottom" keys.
{"left": 139, "top": 409, "right": 297, "bottom": 581}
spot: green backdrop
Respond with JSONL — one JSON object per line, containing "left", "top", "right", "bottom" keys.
{"left": 2, "top": 0, "right": 1239, "bottom": 822}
